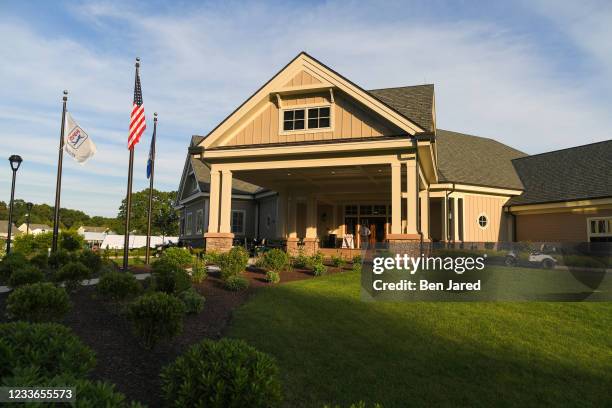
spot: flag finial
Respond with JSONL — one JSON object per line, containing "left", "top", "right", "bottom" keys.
{"left": 154, "top": 112, "right": 158, "bottom": 120}
{"left": 62, "top": 90, "right": 68, "bottom": 101}
{"left": 135, "top": 57, "right": 140, "bottom": 68}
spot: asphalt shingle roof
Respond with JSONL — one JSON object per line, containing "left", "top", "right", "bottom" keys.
{"left": 368, "top": 84, "right": 435, "bottom": 132}
{"left": 436, "top": 129, "right": 527, "bottom": 190}
{"left": 189, "top": 157, "right": 263, "bottom": 195}
{"left": 507, "top": 140, "right": 612, "bottom": 206}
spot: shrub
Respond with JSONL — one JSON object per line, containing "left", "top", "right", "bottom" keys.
{"left": 69, "top": 379, "right": 145, "bottom": 408}
{"left": 179, "top": 288, "right": 205, "bottom": 314}
{"left": 0, "top": 322, "right": 96, "bottom": 381}
{"left": 260, "top": 248, "right": 290, "bottom": 273}
{"left": 352, "top": 254, "right": 362, "bottom": 264}
{"left": 6, "top": 283, "right": 71, "bottom": 322}
{"left": 224, "top": 275, "right": 250, "bottom": 291}
{"left": 218, "top": 246, "right": 249, "bottom": 280}
{"left": 151, "top": 258, "right": 191, "bottom": 294}
{"left": 323, "top": 403, "right": 383, "bottom": 408}
{"left": 0, "top": 252, "right": 29, "bottom": 283}
{"left": 313, "top": 262, "right": 327, "bottom": 277}
{"left": 190, "top": 260, "right": 207, "bottom": 283}
{"left": 79, "top": 249, "right": 102, "bottom": 274}
{"left": 160, "top": 338, "right": 282, "bottom": 408}
{"left": 97, "top": 271, "right": 142, "bottom": 302}
{"left": 54, "top": 261, "right": 91, "bottom": 291}
{"left": 48, "top": 249, "right": 74, "bottom": 270}
{"left": 127, "top": 292, "right": 185, "bottom": 349}
{"left": 162, "top": 247, "right": 193, "bottom": 267}
{"left": 306, "top": 252, "right": 324, "bottom": 269}
{"left": 202, "top": 250, "right": 220, "bottom": 265}
{"left": 330, "top": 255, "right": 346, "bottom": 268}
{"left": 13, "top": 232, "right": 53, "bottom": 255}
{"left": 265, "top": 270, "right": 280, "bottom": 284}
{"left": 351, "top": 262, "right": 362, "bottom": 274}
{"left": 7, "top": 265, "right": 44, "bottom": 288}
{"left": 292, "top": 251, "right": 309, "bottom": 268}
{"left": 29, "top": 252, "right": 49, "bottom": 269}
{"left": 60, "top": 230, "right": 84, "bottom": 252}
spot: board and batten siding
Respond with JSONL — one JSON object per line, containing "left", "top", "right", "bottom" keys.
{"left": 225, "top": 91, "right": 402, "bottom": 147}
{"left": 284, "top": 70, "right": 322, "bottom": 87}
{"left": 516, "top": 209, "right": 612, "bottom": 242}
{"left": 462, "top": 193, "right": 511, "bottom": 242}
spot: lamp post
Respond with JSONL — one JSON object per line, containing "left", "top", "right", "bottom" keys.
{"left": 6, "top": 155, "right": 23, "bottom": 254}
{"left": 26, "top": 202, "right": 33, "bottom": 235}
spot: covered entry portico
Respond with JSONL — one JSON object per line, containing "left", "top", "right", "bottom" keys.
{"left": 195, "top": 136, "right": 436, "bottom": 254}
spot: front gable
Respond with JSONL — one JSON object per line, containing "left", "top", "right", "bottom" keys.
{"left": 177, "top": 157, "right": 202, "bottom": 202}
{"left": 201, "top": 52, "right": 425, "bottom": 150}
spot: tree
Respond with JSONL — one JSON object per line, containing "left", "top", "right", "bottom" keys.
{"left": 117, "top": 189, "right": 179, "bottom": 236}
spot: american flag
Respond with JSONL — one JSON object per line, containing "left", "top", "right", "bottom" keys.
{"left": 128, "top": 63, "right": 146, "bottom": 149}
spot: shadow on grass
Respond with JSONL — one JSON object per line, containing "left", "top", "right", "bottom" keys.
{"left": 229, "top": 273, "right": 612, "bottom": 408}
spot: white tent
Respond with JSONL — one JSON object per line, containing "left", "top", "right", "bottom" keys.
{"left": 100, "top": 234, "right": 178, "bottom": 249}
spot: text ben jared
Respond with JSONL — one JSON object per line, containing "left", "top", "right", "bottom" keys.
{"left": 371, "top": 254, "right": 487, "bottom": 292}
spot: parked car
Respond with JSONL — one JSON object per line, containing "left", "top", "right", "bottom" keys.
{"left": 505, "top": 245, "right": 558, "bottom": 269}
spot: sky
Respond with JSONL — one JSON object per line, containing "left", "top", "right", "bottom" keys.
{"left": 0, "top": 0, "right": 611, "bottom": 217}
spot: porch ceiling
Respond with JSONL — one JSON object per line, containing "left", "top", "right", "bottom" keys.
{"left": 235, "top": 164, "right": 392, "bottom": 193}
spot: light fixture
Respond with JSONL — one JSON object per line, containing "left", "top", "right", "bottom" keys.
{"left": 9, "top": 155, "right": 22, "bottom": 171}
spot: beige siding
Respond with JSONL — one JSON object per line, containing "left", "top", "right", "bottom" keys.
{"left": 516, "top": 209, "right": 612, "bottom": 242}
{"left": 257, "top": 196, "right": 278, "bottom": 239}
{"left": 284, "top": 70, "right": 322, "bottom": 87}
{"left": 462, "top": 193, "right": 510, "bottom": 242}
{"left": 225, "top": 91, "right": 401, "bottom": 147}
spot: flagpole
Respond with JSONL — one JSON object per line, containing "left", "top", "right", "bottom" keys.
{"left": 123, "top": 57, "right": 140, "bottom": 271}
{"left": 52, "top": 90, "right": 68, "bottom": 252}
{"left": 145, "top": 112, "right": 157, "bottom": 264}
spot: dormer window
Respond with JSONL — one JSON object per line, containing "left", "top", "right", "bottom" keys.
{"left": 282, "top": 106, "right": 331, "bottom": 132}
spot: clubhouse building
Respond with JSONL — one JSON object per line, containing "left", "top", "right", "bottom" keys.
{"left": 176, "top": 52, "right": 612, "bottom": 253}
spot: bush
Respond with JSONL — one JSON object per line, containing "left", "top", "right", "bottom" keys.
{"left": 160, "top": 338, "right": 282, "bottom": 408}
{"left": 351, "top": 262, "right": 362, "bottom": 274}
{"left": 330, "top": 255, "right": 346, "bottom": 268}
{"left": 224, "top": 275, "right": 250, "bottom": 291}
{"left": 79, "top": 249, "right": 102, "bottom": 274}
{"left": 306, "top": 252, "right": 324, "bottom": 269}
{"left": 7, "top": 265, "right": 44, "bottom": 288}
{"left": 260, "top": 248, "right": 290, "bottom": 273}
{"left": 0, "top": 252, "right": 29, "bottom": 283}
{"left": 6, "top": 283, "right": 71, "bottom": 322}
{"left": 352, "top": 254, "right": 362, "bottom": 264}
{"left": 265, "top": 270, "right": 280, "bottom": 284}
{"left": 151, "top": 258, "right": 191, "bottom": 294}
{"left": 292, "top": 251, "right": 309, "bottom": 268}
{"left": 69, "top": 379, "right": 145, "bottom": 408}
{"left": 29, "top": 252, "right": 49, "bottom": 269}
{"left": 179, "top": 288, "right": 205, "bottom": 314}
{"left": 0, "top": 322, "right": 96, "bottom": 381}
{"left": 218, "top": 246, "right": 249, "bottom": 280}
{"left": 190, "top": 260, "right": 207, "bottom": 283}
{"left": 48, "top": 249, "right": 74, "bottom": 270}
{"left": 54, "top": 261, "right": 91, "bottom": 291}
{"left": 313, "top": 262, "right": 327, "bottom": 277}
{"left": 97, "top": 271, "right": 142, "bottom": 302}
{"left": 161, "top": 247, "right": 193, "bottom": 267}
{"left": 60, "top": 230, "right": 84, "bottom": 252}
{"left": 202, "top": 250, "right": 221, "bottom": 265}
{"left": 324, "top": 403, "right": 383, "bottom": 408}
{"left": 127, "top": 292, "right": 185, "bottom": 349}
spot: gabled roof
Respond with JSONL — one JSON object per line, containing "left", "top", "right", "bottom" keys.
{"left": 507, "top": 139, "right": 612, "bottom": 206}
{"left": 368, "top": 85, "right": 434, "bottom": 132}
{"left": 80, "top": 226, "right": 107, "bottom": 233}
{"left": 26, "top": 223, "right": 51, "bottom": 230}
{"left": 0, "top": 220, "right": 18, "bottom": 234}
{"left": 436, "top": 129, "right": 526, "bottom": 190}
{"left": 189, "top": 157, "right": 263, "bottom": 194}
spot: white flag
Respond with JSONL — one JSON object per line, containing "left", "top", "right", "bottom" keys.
{"left": 64, "top": 112, "right": 96, "bottom": 164}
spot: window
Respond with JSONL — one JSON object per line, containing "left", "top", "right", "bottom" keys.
{"left": 196, "top": 209, "right": 203, "bottom": 234}
{"left": 478, "top": 213, "right": 488, "bottom": 229}
{"left": 588, "top": 217, "right": 612, "bottom": 242}
{"left": 282, "top": 106, "right": 331, "bottom": 132}
{"left": 180, "top": 217, "right": 185, "bottom": 236}
{"left": 186, "top": 212, "right": 193, "bottom": 235}
{"left": 231, "top": 210, "right": 245, "bottom": 235}
{"left": 345, "top": 205, "right": 358, "bottom": 216}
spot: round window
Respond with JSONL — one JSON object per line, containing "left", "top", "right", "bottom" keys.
{"left": 478, "top": 214, "right": 488, "bottom": 229}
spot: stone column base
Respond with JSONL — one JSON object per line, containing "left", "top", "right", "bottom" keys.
{"left": 302, "top": 237, "right": 319, "bottom": 256}
{"left": 204, "top": 232, "right": 234, "bottom": 253}
{"left": 386, "top": 234, "right": 430, "bottom": 257}
{"left": 286, "top": 237, "right": 300, "bottom": 257}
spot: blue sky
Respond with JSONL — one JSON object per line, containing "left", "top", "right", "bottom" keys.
{"left": 1, "top": 0, "right": 611, "bottom": 216}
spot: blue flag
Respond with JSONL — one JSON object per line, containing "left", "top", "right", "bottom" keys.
{"left": 146, "top": 129, "right": 155, "bottom": 179}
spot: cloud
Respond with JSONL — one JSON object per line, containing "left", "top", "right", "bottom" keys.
{"left": 0, "top": 1, "right": 610, "bottom": 216}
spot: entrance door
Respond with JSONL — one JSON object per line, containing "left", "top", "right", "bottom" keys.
{"left": 361, "top": 217, "right": 386, "bottom": 244}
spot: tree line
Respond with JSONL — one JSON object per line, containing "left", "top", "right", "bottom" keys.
{"left": 0, "top": 189, "right": 178, "bottom": 236}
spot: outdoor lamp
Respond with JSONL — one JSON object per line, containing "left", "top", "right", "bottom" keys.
{"left": 9, "top": 155, "right": 22, "bottom": 171}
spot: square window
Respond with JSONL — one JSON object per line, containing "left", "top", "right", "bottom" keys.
{"left": 308, "top": 108, "right": 318, "bottom": 118}
{"left": 319, "top": 117, "right": 330, "bottom": 128}
{"left": 320, "top": 107, "right": 330, "bottom": 117}
{"left": 295, "top": 119, "right": 305, "bottom": 130}
{"left": 283, "top": 106, "right": 332, "bottom": 131}
{"left": 295, "top": 110, "right": 304, "bottom": 119}
{"left": 283, "top": 110, "right": 294, "bottom": 121}
{"left": 231, "top": 211, "right": 245, "bottom": 235}
{"left": 308, "top": 118, "right": 318, "bottom": 128}
{"left": 283, "top": 121, "right": 294, "bottom": 131}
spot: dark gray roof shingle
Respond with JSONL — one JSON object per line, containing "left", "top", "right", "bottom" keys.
{"left": 368, "top": 84, "right": 435, "bottom": 132}
{"left": 507, "top": 140, "right": 612, "bottom": 206}
{"left": 189, "top": 157, "right": 263, "bottom": 195}
{"left": 436, "top": 129, "right": 527, "bottom": 190}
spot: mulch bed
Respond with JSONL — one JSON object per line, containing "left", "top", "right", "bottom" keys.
{"left": 0, "top": 264, "right": 347, "bottom": 406}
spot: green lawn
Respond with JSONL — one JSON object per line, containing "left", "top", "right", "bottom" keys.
{"left": 229, "top": 270, "right": 612, "bottom": 407}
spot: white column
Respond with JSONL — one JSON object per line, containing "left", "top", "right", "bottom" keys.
{"left": 277, "top": 190, "right": 287, "bottom": 239}
{"left": 442, "top": 194, "right": 448, "bottom": 241}
{"left": 420, "top": 189, "right": 429, "bottom": 239}
{"left": 453, "top": 197, "right": 459, "bottom": 242}
{"left": 288, "top": 193, "right": 297, "bottom": 238}
{"left": 391, "top": 163, "right": 402, "bottom": 234}
{"left": 219, "top": 170, "right": 233, "bottom": 234}
{"left": 207, "top": 170, "right": 220, "bottom": 233}
{"left": 305, "top": 195, "right": 317, "bottom": 238}
{"left": 406, "top": 160, "right": 418, "bottom": 234}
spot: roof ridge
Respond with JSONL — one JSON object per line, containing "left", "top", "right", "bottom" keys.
{"left": 437, "top": 129, "right": 527, "bottom": 155}
{"left": 512, "top": 138, "right": 612, "bottom": 162}
{"left": 368, "top": 84, "right": 434, "bottom": 92}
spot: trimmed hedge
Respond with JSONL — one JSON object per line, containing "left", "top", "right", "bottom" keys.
{"left": 97, "top": 271, "right": 142, "bottom": 302}
{"left": 7, "top": 265, "right": 44, "bottom": 288}
{"left": 54, "top": 261, "right": 91, "bottom": 291}
{"left": 224, "top": 275, "right": 250, "bottom": 291}
{"left": 161, "top": 247, "right": 193, "bottom": 267}
{"left": 6, "top": 283, "right": 71, "bottom": 322}
{"left": 218, "top": 247, "right": 249, "bottom": 280}
{"left": 260, "top": 249, "right": 290, "bottom": 273}
{"left": 151, "top": 258, "right": 191, "bottom": 294}
{"left": 127, "top": 292, "right": 185, "bottom": 349}
{"left": 179, "top": 287, "right": 205, "bottom": 314}
{"left": 160, "top": 338, "right": 282, "bottom": 408}
{"left": 0, "top": 252, "right": 29, "bottom": 283}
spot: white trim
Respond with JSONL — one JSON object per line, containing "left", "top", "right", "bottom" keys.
{"left": 586, "top": 216, "right": 612, "bottom": 241}
{"left": 279, "top": 104, "right": 333, "bottom": 135}
{"left": 477, "top": 212, "right": 488, "bottom": 230}
{"left": 231, "top": 209, "right": 247, "bottom": 235}
{"left": 179, "top": 191, "right": 209, "bottom": 205}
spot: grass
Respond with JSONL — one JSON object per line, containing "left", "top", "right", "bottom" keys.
{"left": 229, "top": 270, "right": 612, "bottom": 407}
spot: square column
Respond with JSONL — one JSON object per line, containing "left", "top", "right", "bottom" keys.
{"left": 303, "top": 195, "right": 319, "bottom": 255}
{"left": 277, "top": 190, "right": 287, "bottom": 239}
{"left": 286, "top": 193, "right": 299, "bottom": 256}
{"left": 205, "top": 169, "right": 233, "bottom": 253}
{"left": 406, "top": 160, "right": 418, "bottom": 234}
{"left": 207, "top": 169, "right": 220, "bottom": 233}
{"left": 219, "top": 170, "right": 233, "bottom": 233}
{"left": 391, "top": 162, "right": 402, "bottom": 234}
{"left": 420, "top": 189, "right": 430, "bottom": 239}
